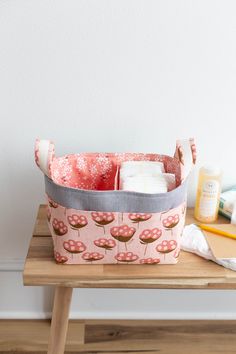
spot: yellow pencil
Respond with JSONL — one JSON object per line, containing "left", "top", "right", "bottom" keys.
{"left": 197, "top": 223, "right": 236, "bottom": 240}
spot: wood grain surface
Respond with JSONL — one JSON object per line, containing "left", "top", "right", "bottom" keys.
{"left": 0, "top": 319, "right": 236, "bottom": 353}
{"left": 47, "top": 287, "right": 74, "bottom": 354}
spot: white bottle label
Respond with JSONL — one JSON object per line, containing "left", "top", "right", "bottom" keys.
{"left": 199, "top": 180, "right": 219, "bottom": 217}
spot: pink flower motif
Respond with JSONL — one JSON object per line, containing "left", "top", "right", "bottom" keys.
{"left": 139, "top": 228, "right": 162, "bottom": 255}
{"left": 156, "top": 240, "right": 177, "bottom": 254}
{"left": 162, "top": 214, "right": 179, "bottom": 229}
{"left": 67, "top": 214, "right": 88, "bottom": 237}
{"left": 63, "top": 240, "right": 86, "bottom": 254}
{"left": 48, "top": 197, "right": 58, "bottom": 209}
{"left": 67, "top": 214, "right": 88, "bottom": 229}
{"left": 54, "top": 251, "right": 68, "bottom": 264}
{"left": 82, "top": 252, "right": 104, "bottom": 262}
{"left": 139, "top": 258, "right": 160, "bottom": 265}
{"left": 91, "top": 212, "right": 115, "bottom": 234}
{"left": 115, "top": 252, "right": 139, "bottom": 263}
{"left": 128, "top": 213, "right": 152, "bottom": 224}
{"left": 91, "top": 212, "right": 115, "bottom": 226}
{"left": 110, "top": 225, "right": 136, "bottom": 243}
{"left": 139, "top": 228, "right": 162, "bottom": 244}
{"left": 52, "top": 218, "right": 68, "bottom": 236}
{"left": 94, "top": 238, "right": 116, "bottom": 251}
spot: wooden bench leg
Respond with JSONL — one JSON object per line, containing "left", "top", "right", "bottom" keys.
{"left": 47, "top": 286, "right": 73, "bottom": 354}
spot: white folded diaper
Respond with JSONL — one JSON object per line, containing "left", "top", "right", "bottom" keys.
{"left": 121, "top": 175, "right": 168, "bottom": 193}
{"left": 119, "top": 161, "right": 176, "bottom": 194}
{"left": 120, "top": 161, "right": 165, "bottom": 179}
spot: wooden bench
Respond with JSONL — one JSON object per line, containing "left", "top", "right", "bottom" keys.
{"left": 23, "top": 206, "right": 236, "bottom": 354}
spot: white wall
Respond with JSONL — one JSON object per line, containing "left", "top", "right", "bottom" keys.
{"left": 1, "top": 0, "right": 236, "bottom": 319}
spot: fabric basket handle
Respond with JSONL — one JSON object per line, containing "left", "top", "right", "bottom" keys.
{"left": 35, "top": 139, "right": 55, "bottom": 178}
{"left": 174, "top": 138, "right": 196, "bottom": 182}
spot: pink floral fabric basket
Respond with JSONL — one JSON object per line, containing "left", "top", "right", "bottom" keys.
{"left": 35, "top": 138, "right": 196, "bottom": 265}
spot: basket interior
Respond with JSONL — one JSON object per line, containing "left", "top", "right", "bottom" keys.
{"left": 50, "top": 153, "right": 181, "bottom": 191}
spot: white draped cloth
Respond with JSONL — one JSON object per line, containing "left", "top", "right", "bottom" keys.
{"left": 181, "top": 224, "right": 236, "bottom": 272}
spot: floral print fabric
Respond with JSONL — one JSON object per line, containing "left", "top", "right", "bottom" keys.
{"left": 47, "top": 196, "right": 186, "bottom": 265}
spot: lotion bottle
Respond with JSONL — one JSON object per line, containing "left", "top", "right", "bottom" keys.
{"left": 194, "top": 165, "right": 222, "bottom": 223}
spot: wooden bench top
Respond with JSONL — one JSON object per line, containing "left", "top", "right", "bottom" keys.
{"left": 23, "top": 205, "right": 236, "bottom": 289}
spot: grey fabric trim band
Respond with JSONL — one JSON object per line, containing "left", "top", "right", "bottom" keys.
{"left": 45, "top": 175, "right": 188, "bottom": 213}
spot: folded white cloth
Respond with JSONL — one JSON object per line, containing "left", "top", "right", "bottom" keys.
{"left": 120, "top": 161, "right": 165, "bottom": 178}
{"left": 121, "top": 175, "right": 168, "bottom": 193}
{"left": 120, "top": 161, "right": 176, "bottom": 194}
{"left": 181, "top": 224, "right": 236, "bottom": 271}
